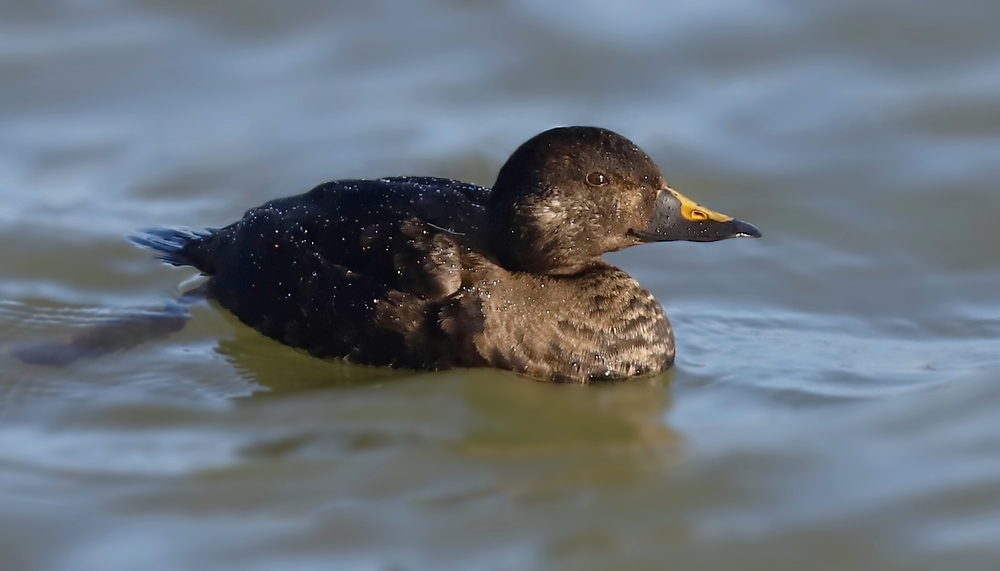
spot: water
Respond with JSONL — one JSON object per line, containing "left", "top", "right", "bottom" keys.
{"left": 1, "top": 0, "right": 999, "bottom": 569}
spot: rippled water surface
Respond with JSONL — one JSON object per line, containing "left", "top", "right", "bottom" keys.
{"left": 2, "top": 1, "right": 999, "bottom": 569}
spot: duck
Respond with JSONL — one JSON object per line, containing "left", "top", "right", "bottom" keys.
{"left": 129, "top": 126, "right": 760, "bottom": 383}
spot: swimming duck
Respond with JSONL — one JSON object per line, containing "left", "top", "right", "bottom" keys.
{"left": 130, "top": 127, "right": 760, "bottom": 382}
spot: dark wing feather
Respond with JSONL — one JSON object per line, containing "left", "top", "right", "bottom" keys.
{"left": 169, "top": 177, "right": 492, "bottom": 367}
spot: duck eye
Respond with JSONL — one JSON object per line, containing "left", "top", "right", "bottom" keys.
{"left": 586, "top": 172, "right": 608, "bottom": 186}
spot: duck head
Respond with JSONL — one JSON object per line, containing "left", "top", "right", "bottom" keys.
{"left": 488, "top": 126, "right": 761, "bottom": 275}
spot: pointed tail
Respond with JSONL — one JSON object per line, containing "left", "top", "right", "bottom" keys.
{"left": 127, "top": 227, "right": 215, "bottom": 267}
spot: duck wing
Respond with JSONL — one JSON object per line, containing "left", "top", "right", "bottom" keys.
{"left": 133, "top": 176, "right": 492, "bottom": 367}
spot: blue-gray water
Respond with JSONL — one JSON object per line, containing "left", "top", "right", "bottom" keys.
{"left": 1, "top": 1, "right": 999, "bottom": 569}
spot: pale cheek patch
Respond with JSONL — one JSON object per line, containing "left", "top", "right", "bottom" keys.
{"left": 535, "top": 201, "right": 566, "bottom": 229}
{"left": 612, "top": 189, "right": 646, "bottom": 228}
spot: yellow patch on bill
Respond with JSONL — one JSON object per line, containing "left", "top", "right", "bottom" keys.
{"left": 666, "top": 188, "right": 734, "bottom": 223}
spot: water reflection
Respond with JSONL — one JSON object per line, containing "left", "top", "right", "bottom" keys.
{"left": 218, "top": 308, "right": 681, "bottom": 477}
{"left": 192, "top": 309, "right": 684, "bottom": 513}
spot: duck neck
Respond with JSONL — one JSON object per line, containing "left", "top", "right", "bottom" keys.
{"left": 487, "top": 207, "right": 604, "bottom": 276}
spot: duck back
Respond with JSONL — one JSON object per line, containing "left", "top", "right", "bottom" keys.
{"left": 140, "top": 177, "right": 490, "bottom": 369}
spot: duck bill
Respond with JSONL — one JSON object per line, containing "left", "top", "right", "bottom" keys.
{"left": 633, "top": 187, "right": 762, "bottom": 243}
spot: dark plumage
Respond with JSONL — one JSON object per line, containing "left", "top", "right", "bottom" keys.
{"left": 130, "top": 127, "right": 760, "bottom": 382}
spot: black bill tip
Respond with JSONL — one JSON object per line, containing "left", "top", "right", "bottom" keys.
{"left": 732, "top": 218, "right": 762, "bottom": 238}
